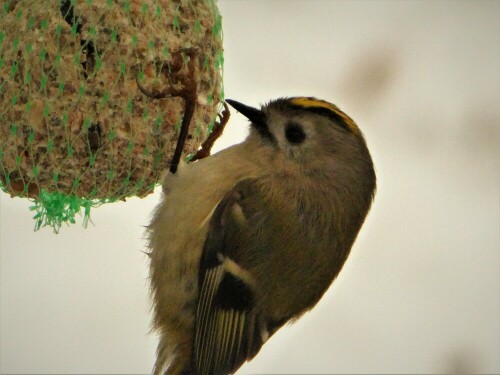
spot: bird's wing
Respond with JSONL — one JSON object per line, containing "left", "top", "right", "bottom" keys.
{"left": 193, "top": 178, "right": 284, "bottom": 375}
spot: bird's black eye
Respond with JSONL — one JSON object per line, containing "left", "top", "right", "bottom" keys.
{"left": 285, "top": 122, "right": 306, "bottom": 144}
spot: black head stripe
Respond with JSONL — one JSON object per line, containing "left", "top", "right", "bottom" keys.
{"left": 269, "top": 97, "right": 360, "bottom": 134}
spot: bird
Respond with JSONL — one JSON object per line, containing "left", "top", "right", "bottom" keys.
{"left": 147, "top": 97, "right": 376, "bottom": 375}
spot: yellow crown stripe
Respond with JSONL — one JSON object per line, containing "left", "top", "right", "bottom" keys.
{"left": 290, "top": 97, "right": 359, "bottom": 133}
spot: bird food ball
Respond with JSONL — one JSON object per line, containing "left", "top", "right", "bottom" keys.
{"left": 0, "top": 0, "right": 223, "bottom": 230}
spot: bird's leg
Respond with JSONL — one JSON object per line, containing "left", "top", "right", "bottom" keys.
{"left": 190, "top": 102, "right": 230, "bottom": 162}
{"left": 136, "top": 49, "right": 198, "bottom": 174}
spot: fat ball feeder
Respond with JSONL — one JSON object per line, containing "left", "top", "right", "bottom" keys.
{"left": 0, "top": 0, "right": 224, "bottom": 231}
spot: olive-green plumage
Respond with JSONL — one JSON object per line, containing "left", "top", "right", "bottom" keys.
{"left": 148, "top": 97, "right": 376, "bottom": 375}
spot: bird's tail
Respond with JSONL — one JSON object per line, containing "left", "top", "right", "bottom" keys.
{"left": 153, "top": 334, "right": 194, "bottom": 375}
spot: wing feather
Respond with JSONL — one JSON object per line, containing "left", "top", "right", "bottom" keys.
{"left": 196, "top": 290, "right": 249, "bottom": 374}
{"left": 193, "top": 178, "right": 288, "bottom": 374}
{"left": 195, "top": 266, "right": 223, "bottom": 374}
{"left": 194, "top": 181, "right": 268, "bottom": 374}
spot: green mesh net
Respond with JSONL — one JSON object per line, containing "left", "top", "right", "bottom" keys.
{"left": 0, "top": 0, "right": 224, "bottom": 232}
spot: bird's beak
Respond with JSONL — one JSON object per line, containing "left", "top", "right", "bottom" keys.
{"left": 226, "top": 99, "right": 267, "bottom": 129}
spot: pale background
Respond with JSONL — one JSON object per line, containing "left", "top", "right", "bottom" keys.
{"left": 1, "top": 1, "right": 499, "bottom": 374}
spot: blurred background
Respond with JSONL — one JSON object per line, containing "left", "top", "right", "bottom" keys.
{"left": 1, "top": 1, "right": 498, "bottom": 374}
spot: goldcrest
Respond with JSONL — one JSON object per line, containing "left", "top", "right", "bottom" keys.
{"left": 147, "top": 97, "right": 376, "bottom": 375}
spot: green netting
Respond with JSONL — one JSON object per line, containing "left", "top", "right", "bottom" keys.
{"left": 0, "top": 0, "right": 224, "bottom": 232}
